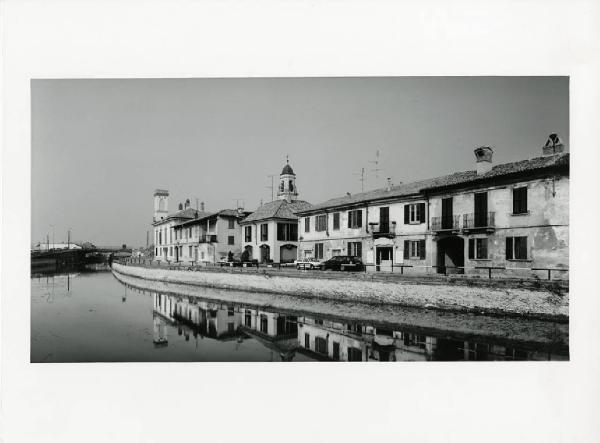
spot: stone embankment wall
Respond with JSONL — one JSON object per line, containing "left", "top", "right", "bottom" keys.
{"left": 112, "top": 263, "right": 568, "bottom": 320}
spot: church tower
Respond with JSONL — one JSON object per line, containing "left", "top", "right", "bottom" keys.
{"left": 277, "top": 158, "right": 298, "bottom": 202}
{"left": 153, "top": 189, "right": 169, "bottom": 222}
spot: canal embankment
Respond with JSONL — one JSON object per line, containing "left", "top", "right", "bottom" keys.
{"left": 111, "top": 262, "right": 569, "bottom": 321}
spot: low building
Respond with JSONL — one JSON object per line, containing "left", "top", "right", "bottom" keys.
{"left": 239, "top": 161, "right": 312, "bottom": 263}
{"left": 172, "top": 208, "right": 251, "bottom": 264}
{"left": 296, "top": 134, "right": 569, "bottom": 279}
{"left": 33, "top": 242, "right": 82, "bottom": 251}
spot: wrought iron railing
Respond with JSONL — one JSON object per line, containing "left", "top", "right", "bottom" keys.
{"left": 370, "top": 222, "right": 396, "bottom": 238}
{"left": 463, "top": 212, "right": 495, "bottom": 229}
{"left": 198, "top": 234, "right": 218, "bottom": 243}
{"left": 431, "top": 215, "right": 460, "bottom": 231}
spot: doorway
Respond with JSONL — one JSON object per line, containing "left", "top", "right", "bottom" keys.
{"left": 260, "top": 244, "right": 271, "bottom": 263}
{"left": 436, "top": 236, "right": 465, "bottom": 274}
{"left": 376, "top": 246, "right": 393, "bottom": 272}
{"left": 279, "top": 245, "right": 297, "bottom": 263}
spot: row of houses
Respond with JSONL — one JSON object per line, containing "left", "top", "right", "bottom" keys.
{"left": 151, "top": 133, "right": 569, "bottom": 278}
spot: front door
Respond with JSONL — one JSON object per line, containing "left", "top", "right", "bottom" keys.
{"left": 379, "top": 207, "right": 389, "bottom": 233}
{"left": 376, "top": 247, "right": 393, "bottom": 272}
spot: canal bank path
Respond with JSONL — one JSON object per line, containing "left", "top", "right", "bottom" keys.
{"left": 112, "top": 262, "right": 568, "bottom": 321}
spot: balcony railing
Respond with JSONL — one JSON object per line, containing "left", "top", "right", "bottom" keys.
{"left": 198, "top": 234, "right": 218, "bottom": 243}
{"left": 463, "top": 212, "right": 495, "bottom": 230}
{"left": 370, "top": 222, "right": 396, "bottom": 239}
{"left": 431, "top": 215, "right": 460, "bottom": 232}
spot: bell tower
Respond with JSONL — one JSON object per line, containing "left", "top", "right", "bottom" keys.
{"left": 277, "top": 157, "right": 298, "bottom": 202}
{"left": 154, "top": 189, "right": 169, "bottom": 222}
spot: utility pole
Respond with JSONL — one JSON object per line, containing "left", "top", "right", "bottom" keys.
{"left": 353, "top": 167, "right": 366, "bottom": 192}
{"left": 68, "top": 228, "right": 71, "bottom": 249}
{"left": 146, "top": 230, "right": 149, "bottom": 248}
{"left": 232, "top": 199, "right": 244, "bottom": 210}
{"left": 49, "top": 224, "right": 55, "bottom": 250}
{"left": 266, "top": 175, "right": 275, "bottom": 202}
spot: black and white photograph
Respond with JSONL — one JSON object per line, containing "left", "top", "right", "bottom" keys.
{"left": 30, "top": 77, "right": 570, "bottom": 363}
{"left": 2, "top": 1, "right": 600, "bottom": 442}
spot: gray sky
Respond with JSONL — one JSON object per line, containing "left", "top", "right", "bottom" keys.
{"left": 32, "top": 77, "right": 568, "bottom": 247}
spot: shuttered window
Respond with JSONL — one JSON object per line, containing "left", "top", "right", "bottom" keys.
{"left": 260, "top": 223, "right": 268, "bottom": 241}
{"left": 315, "top": 215, "right": 327, "bottom": 232}
{"left": 304, "top": 217, "right": 310, "bottom": 233}
{"left": 315, "top": 243, "right": 324, "bottom": 259}
{"left": 506, "top": 236, "right": 528, "bottom": 260}
{"left": 404, "top": 203, "right": 426, "bottom": 224}
{"left": 244, "top": 226, "right": 252, "bottom": 242}
{"left": 404, "top": 240, "right": 426, "bottom": 259}
{"left": 468, "top": 238, "right": 488, "bottom": 259}
{"left": 348, "top": 242, "right": 362, "bottom": 258}
{"left": 348, "top": 209, "right": 363, "bottom": 229}
{"left": 333, "top": 213, "right": 340, "bottom": 230}
{"left": 315, "top": 337, "right": 328, "bottom": 354}
{"left": 513, "top": 187, "right": 528, "bottom": 214}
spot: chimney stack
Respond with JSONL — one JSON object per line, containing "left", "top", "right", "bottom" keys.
{"left": 474, "top": 146, "right": 494, "bottom": 175}
{"left": 200, "top": 202, "right": 205, "bottom": 212}
{"left": 184, "top": 198, "right": 190, "bottom": 209}
{"left": 178, "top": 203, "right": 183, "bottom": 210}
{"left": 543, "top": 133, "right": 565, "bottom": 156}
{"left": 386, "top": 178, "right": 392, "bottom": 191}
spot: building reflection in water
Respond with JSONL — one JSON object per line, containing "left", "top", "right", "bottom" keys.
{"left": 147, "top": 289, "right": 567, "bottom": 362}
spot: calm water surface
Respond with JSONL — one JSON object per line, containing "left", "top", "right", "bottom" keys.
{"left": 31, "top": 271, "right": 568, "bottom": 362}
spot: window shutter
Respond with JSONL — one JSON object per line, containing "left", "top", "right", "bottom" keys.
{"left": 404, "top": 205, "right": 409, "bottom": 224}
{"left": 348, "top": 212, "right": 352, "bottom": 228}
{"left": 506, "top": 237, "right": 513, "bottom": 260}
{"left": 418, "top": 203, "right": 426, "bottom": 223}
{"left": 403, "top": 240, "right": 409, "bottom": 259}
{"left": 356, "top": 242, "right": 362, "bottom": 258}
{"left": 357, "top": 210, "right": 362, "bottom": 228}
{"left": 468, "top": 239, "right": 474, "bottom": 259}
{"left": 419, "top": 239, "right": 426, "bottom": 259}
{"left": 522, "top": 188, "right": 528, "bottom": 213}
{"left": 481, "top": 239, "right": 488, "bottom": 259}
{"left": 513, "top": 189, "right": 519, "bottom": 214}
{"left": 517, "top": 236, "right": 527, "bottom": 260}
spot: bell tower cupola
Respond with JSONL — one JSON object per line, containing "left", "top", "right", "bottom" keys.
{"left": 277, "top": 156, "right": 298, "bottom": 202}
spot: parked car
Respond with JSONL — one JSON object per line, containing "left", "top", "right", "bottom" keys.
{"left": 321, "top": 256, "right": 364, "bottom": 272}
{"left": 295, "top": 257, "right": 323, "bottom": 270}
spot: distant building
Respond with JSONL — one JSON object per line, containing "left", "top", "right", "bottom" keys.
{"left": 151, "top": 190, "right": 210, "bottom": 263}
{"left": 172, "top": 209, "right": 251, "bottom": 264}
{"left": 32, "top": 242, "right": 82, "bottom": 252}
{"left": 296, "top": 134, "right": 569, "bottom": 279}
{"left": 239, "top": 161, "right": 312, "bottom": 263}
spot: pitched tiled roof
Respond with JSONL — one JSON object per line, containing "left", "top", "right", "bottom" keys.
{"left": 153, "top": 208, "right": 208, "bottom": 225}
{"left": 176, "top": 209, "right": 252, "bottom": 227}
{"left": 241, "top": 199, "right": 312, "bottom": 223}
{"left": 298, "top": 153, "right": 569, "bottom": 214}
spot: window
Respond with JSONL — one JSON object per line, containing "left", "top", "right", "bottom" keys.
{"left": 347, "top": 347, "right": 362, "bottom": 362}
{"left": 315, "top": 243, "right": 324, "bottom": 260}
{"left": 244, "top": 226, "right": 252, "bottom": 242}
{"left": 468, "top": 238, "right": 488, "bottom": 259}
{"left": 513, "top": 187, "right": 528, "bottom": 214}
{"left": 332, "top": 342, "right": 340, "bottom": 360}
{"left": 260, "top": 315, "right": 268, "bottom": 333}
{"left": 333, "top": 213, "right": 340, "bottom": 230}
{"left": 245, "top": 310, "right": 252, "bottom": 327}
{"left": 348, "top": 209, "right": 362, "bottom": 229}
{"left": 188, "top": 246, "right": 192, "bottom": 257}
{"left": 348, "top": 241, "right": 362, "bottom": 258}
{"left": 228, "top": 306, "right": 234, "bottom": 316}
{"left": 155, "top": 248, "right": 158, "bottom": 256}
{"left": 506, "top": 236, "right": 528, "bottom": 260}
{"left": 315, "top": 214, "right": 327, "bottom": 232}
{"left": 228, "top": 323, "right": 235, "bottom": 333}
{"left": 260, "top": 223, "right": 268, "bottom": 241}
{"left": 315, "top": 337, "right": 328, "bottom": 354}
{"left": 304, "top": 217, "right": 310, "bottom": 233}
{"left": 403, "top": 240, "right": 426, "bottom": 260}
{"left": 276, "top": 223, "right": 298, "bottom": 241}
{"left": 228, "top": 236, "right": 235, "bottom": 245}
{"left": 404, "top": 203, "right": 426, "bottom": 224}
{"left": 228, "top": 218, "right": 235, "bottom": 229}
{"left": 305, "top": 333, "right": 310, "bottom": 349}
{"left": 331, "top": 249, "right": 341, "bottom": 257}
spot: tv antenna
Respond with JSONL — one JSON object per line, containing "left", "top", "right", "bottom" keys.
{"left": 369, "top": 149, "right": 382, "bottom": 184}
{"left": 266, "top": 174, "right": 275, "bottom": 202}
{"left": 232, "top": 199, "right": 244, "bottom": 210}
{"left": 353, "top": 167, "right": 366, "bottom": 192}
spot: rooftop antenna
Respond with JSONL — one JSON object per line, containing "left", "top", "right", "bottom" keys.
{"left": 266, "top": 174, "right": 275, "bottom": 202}
{"left": 353, "top": 167, "right": 366, "bottom": 192}
{"left": 369, "top": 149, "right": 382, "bottom": 185}
{"left": 232, "top": 199, "right": 244, "bottom": 210}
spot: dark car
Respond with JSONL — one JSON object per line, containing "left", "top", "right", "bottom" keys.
{"left": 321, "top": 255, "right": 364, "bottom": 272}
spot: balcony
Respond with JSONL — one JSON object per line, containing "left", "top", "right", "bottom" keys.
{"left": 462, "top": 212, "right": 495, "bottom": 232}
{"left": 370, "top": 222, "right": 396, "bottom": 239}
{"left": 431, "top": 215, "right": 460, "bottom": 233}
{"left": 198, "top": 234, "right": 218, "bottom": 243}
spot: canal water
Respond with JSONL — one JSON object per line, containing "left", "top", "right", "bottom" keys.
{"left": 31, "top": 270, "right": 569, "bottom": 362}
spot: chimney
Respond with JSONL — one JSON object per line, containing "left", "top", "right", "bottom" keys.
{"left": 543, "top": 133, "right": 565, "bottom": 156}
{"left": 185, "top": 198, "right": 190, "bottom": 209}
{"left": 346, "top": 192, "right": 351, "bottom": 197}
{"left": 178, "top": 203, "right": 183, "bottom": 210}
{"left": 200, "top": 202, "right": 205, "bottom": 212}
{"left": 386, "top": 178, "right": 392, "bottom": 191}
{"left": 474, "top": 146, "right": 494, "bottom": 175}
{"left": 237, "top": 207, "right": 244, "bottom": 215}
